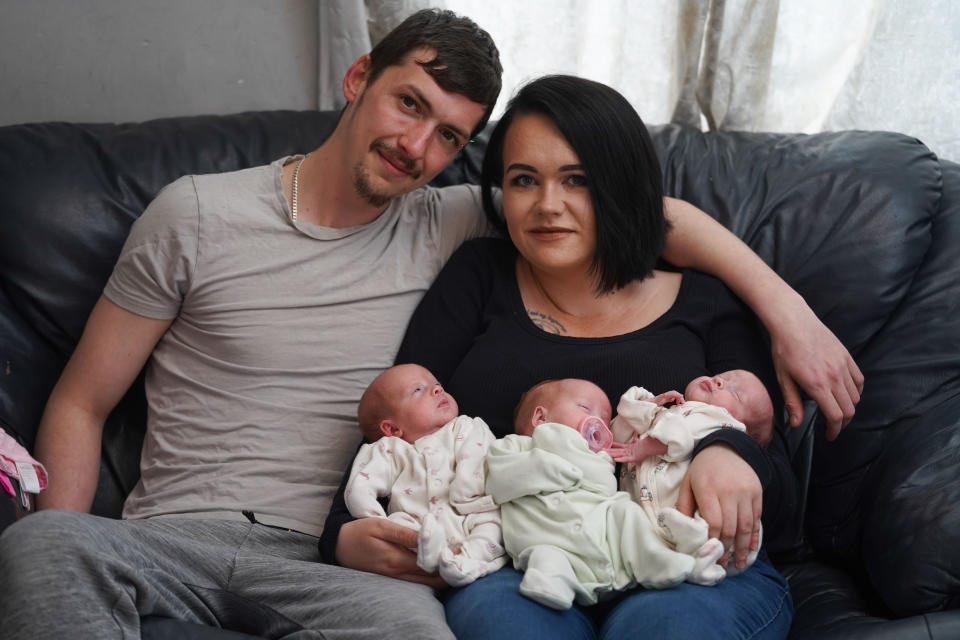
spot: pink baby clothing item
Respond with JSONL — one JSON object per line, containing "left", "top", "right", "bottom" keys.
{"left": 0, "top": 427, "right": 48, "bottom": 493}
{"left": 0, "top": 473, "right": 14, "bottom": 497}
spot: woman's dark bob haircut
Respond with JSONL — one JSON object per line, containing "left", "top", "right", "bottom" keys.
{"left": 480, "top": 75, "right": 669, "bottom": 293}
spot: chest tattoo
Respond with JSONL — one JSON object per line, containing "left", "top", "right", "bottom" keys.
{"left": 527, "top": 309, "right": 567, "bottom": 335}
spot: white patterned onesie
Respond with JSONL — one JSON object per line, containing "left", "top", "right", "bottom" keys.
{"left": 611, "top": 386, "right": 760, "bottom": 575}
{"left": 486, "top": 423, "right": 726, "bottom": 611}
{"left": 345, "top": 415, "right": 506, "bottom": 586}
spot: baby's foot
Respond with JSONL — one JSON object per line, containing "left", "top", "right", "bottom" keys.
{"left": 437, "top": 546, "right": 507, "bottom": 588}
{"left": 519, "top": 567, "right": 576, "bottom": 610}
{"left": 686, "top": 538, "right": 725, "bottom": 586}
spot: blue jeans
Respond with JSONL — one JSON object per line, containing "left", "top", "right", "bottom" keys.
{"left": 444, "top": 553, "right": 792, "bottom": 639}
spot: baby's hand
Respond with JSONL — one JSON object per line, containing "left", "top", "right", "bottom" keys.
{"left": 653, "top": 390, "right": 685, "bottom": 406}
{"left": 608, "top": 435, "right": 669, "bottom": 463}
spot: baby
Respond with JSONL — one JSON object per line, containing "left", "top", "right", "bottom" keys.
{"left": 610, "top": 368, "right": 774, "bottom": 579}
{"left": 486, "top": 378, "right": 727, "bottom": 611}
{"left": 685, "top": 369, "right": 775, "bottom": 447}
{"left": 344, "top": 364, "right": 506, "bottom": 587}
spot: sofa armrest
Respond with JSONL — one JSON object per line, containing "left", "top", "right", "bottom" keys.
{"left": 859, "top": 394, "right": 960, "bottom": 616}
{"left": 783, "top": 560, "right": 960, "bottom": 639}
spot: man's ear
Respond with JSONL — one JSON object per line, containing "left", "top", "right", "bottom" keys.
{"left": 532, "top": 406, "right": 548, "bottom": 428}
{"left": 343, "top": 54, "right": 372, "bottom": 104}
{"left": 379, "top": 419, "right": 403, "bottom": 439}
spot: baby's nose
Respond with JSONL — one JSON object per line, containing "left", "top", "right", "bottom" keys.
{"left": 431, "top": 384, "right": 442, "bottom": 395}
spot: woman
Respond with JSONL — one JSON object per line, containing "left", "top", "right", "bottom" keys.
{"left": 395, "top": 75, "right": 796, "bottom": 638}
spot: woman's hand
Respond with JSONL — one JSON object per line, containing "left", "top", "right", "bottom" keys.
{"left": 675, "top": 444, "right": 761, "bottom": 571}
{"left": 768, "top": 302, "right": 864, "bottom": 440}
{"left": 335, "top": 518, "right": 446, "bottom": 589}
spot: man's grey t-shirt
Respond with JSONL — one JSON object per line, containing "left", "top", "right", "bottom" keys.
{"left": 103, "top": 157, "right": 490, "bottom": 536}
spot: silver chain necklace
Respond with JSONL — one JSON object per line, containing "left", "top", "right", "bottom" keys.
{"left": 291, "top": 154, "right": 308, "bottom": 222}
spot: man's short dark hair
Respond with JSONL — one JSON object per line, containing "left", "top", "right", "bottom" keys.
{"left": 480, "top": 75, "right": 669, "bottom": 294}
{"left": 368, "top": 9, "right": 502, "bottom": 137}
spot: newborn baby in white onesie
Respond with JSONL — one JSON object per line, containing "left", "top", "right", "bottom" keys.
{"left": 611, "top": 369, "right": 775, "bottom": 578}
{"left": 344, "top": 364, "right": 506, "bottom": 587}
{"left": 487, "top": 378, "right": 728, "bottom": 611}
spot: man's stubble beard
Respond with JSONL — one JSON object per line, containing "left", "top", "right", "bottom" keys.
{"left": 352, "top": 161, "right": 393, "bottom": 208}
{"left": 352, "top": 140, "right": 424, "bottom": 209}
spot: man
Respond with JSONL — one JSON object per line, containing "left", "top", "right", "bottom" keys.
{"left": 0, "top": 8, "right": 861, "bottom": 639}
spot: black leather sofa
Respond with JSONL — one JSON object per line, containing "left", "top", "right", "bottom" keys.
{"left": 1, "top": 110, "right": 958, "bottom": 638}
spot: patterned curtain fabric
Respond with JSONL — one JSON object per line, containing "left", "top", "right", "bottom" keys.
{"left": 321, "top": 0, "right": 959, "bottom": 160}
{"left": 317, "top": 0, "right": 370, "bottom": 110}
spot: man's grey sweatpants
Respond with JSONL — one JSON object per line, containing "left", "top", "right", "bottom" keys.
{"left": 0, "top": 510, "right": 454, "bottom": 640}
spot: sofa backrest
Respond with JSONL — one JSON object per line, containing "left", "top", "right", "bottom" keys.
{"left": 0, "top": 111, "right": 340, "bottom": 512}
{"left": 2, "top": 111, "right": 959, "bottom": 614}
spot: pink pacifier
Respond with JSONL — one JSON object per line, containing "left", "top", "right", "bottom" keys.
{"left": 578, "top": 416, "right": 613, "bottom": 452}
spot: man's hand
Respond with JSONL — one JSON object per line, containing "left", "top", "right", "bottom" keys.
{"left": 768, "top": 303, "right": 864, "bottom": 440}
{"left": 675, "top": 444, "right": 761, "bottom": 571}
{"left": 335, "top": 518, "right": 446, "bottom": 589}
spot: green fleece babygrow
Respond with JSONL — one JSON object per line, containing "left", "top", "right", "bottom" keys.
{"left": 486, "top": 423, "right": 723, "bottom": 610}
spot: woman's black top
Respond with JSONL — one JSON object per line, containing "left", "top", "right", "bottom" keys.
{"left": 319, "top": 238, "right": 800, "bottom": 561}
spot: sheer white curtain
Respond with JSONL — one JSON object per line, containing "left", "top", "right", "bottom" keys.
{"left": 318, "top": 0, "right": 959, "bottom": 160}
{"left": 317, "top": 1, "right": 369, "bottom": 110}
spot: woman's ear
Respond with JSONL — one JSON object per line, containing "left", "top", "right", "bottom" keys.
{"left": 378, "top": 419, "right": 403, "bottom": 439}
{"left": 343, "top": 54, "right": 372, "bottom": 104}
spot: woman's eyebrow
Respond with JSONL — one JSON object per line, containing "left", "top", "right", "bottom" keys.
{"left": 505, "top": 163, "right": 584, "bottom": 173}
